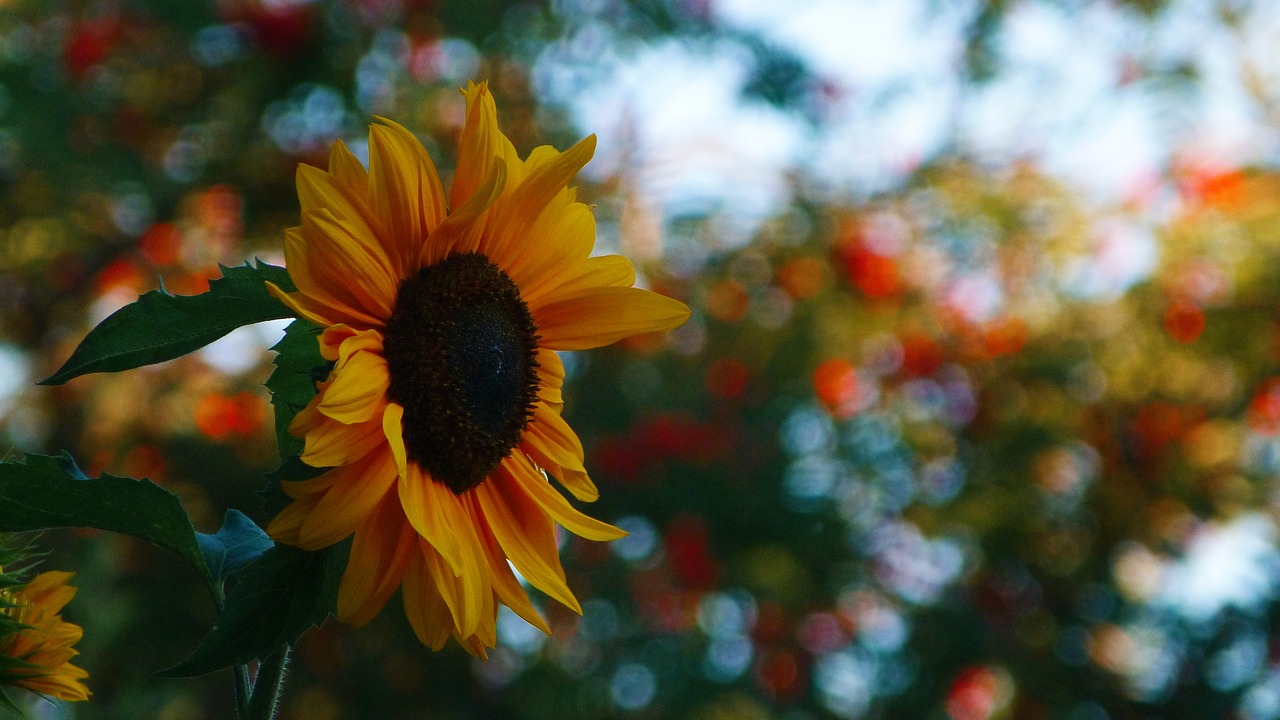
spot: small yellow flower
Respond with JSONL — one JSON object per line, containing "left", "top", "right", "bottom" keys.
{"left": 267, "top": 82, "right": 690, "bottom": 654}
{"left": 0, "top": 570, "right": 90, "bottom": 702}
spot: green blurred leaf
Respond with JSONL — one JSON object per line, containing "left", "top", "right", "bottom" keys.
{"left": 40, "top": 261, "right": 296, "bottom": 385}
{"left": 155, "top": 544, "right": 344, "bottom": 678}
{"left": 0, "top": 453, "right": 212, "bottom": 590}
{"left": 197, "top": 510, "right": 274, "bottom": 589}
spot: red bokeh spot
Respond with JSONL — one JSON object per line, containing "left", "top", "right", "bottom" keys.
{"left": 1185, "top": 169, "right": 1248, "bottom": 212}
{"left": 706, "top": 357, "right": 750, "bottom": 400}
{"left": 96, "top": 257, "right": 146, "bottom": 295}
{"left": 707, "top": 280, "right": 750, "bottom": 323}
{"left": 64, "top": 19, "right": 121, "bottom": 78}
{"left": 755, "top": 648, "right": 805, "bottom": 700}
{"left": 1248, "top": 378, "right": 1280, "bottom": 435}
{"left": 664, "top": 515, "right": 719, "bottom": 591}
{"left": 197, "top": 185, "right": 244, "bottom": 232}
{"left": 841, "top": 244, "right": 901, "bottom": 299}
{"left": 166, "top": 267, "right": 221, "bottom": 296}
{"left": 813, "top": 358, "right": 858, "bottom": 417}
{"left": 1131, "top": 402, "right": 1205, "bottom": 460}
{"left": 752, "top": 601, "right": 789, "bottom": 644}
{"left": 797, "top": 612, "right": 847, "bottom": 655}
{"left": 900, "top": 331, "right": 944, "bottom": 377}
{"left": 1164, "top": 300, "right": 1204, "bottom": 344}
{"left": 776, "top": 256, "right": 826, "bottom": 300}
{"left": 945, "top": 666, "right": 1000, "bottom": 720}
{"left": 121, "top": 443, "right": 167, "bottom": 481}
{"left": 222, "top": 3, "right": 315, "bottom": 58}
{"left": 139, "top": 223, "right": 182, "bottom": 266}
{"left": 195, "top": 392, "right": 266, "bottom": 440}
{"left": 982, "top": 316, "right": 1027, "bottom": 357}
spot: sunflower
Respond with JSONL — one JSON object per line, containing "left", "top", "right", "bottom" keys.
{"left": 266, "top": 82, "right": 689, "bottom": 653}
{"left": 0, "top": 570, "right": 90, "bottom": 702}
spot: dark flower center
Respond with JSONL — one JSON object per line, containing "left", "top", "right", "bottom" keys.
{"left": 382, "top": 252, "right": 540, "bottom": 494}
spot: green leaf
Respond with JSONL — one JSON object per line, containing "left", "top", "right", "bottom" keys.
{"left": 0, "top": 688, "right": 23, "bottom": 716}
{"left": 155, "top": 543, "right": 345, "bottom": 678}
{"left": 41, "top": 260, "right": 297, "bottom": 385}
{"left": 264, "top": 319, "right": 326, "bottom": 459}
{"left": 262, "top": 319, "right": 329, "bottom": 515}
{"left": 0, "top": 453, "right": 211, "bottom": 591}
{"left": 197, "top": 510, "right": 274, "bottom": 588}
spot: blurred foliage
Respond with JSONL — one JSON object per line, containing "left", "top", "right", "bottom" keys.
{"left": 1, "top": 1, "right": 1279, "bottom": 719}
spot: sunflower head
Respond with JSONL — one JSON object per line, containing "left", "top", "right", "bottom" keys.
{"left": 267, "top": 82, "right": 689, "bottom": 654}
{"left": 0, "top": 568, "right": 90, "bottom": 703}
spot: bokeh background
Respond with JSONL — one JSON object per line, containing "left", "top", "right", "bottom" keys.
{"left": 4, "top": 0, "right": 1280, "bottom": 718}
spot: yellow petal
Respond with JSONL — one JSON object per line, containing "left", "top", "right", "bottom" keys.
{"left": 419, "top": 534, "right": 485, "bottom": 638}
{"left": 534, "top": 286, "right": 691, "bottom": 350}
{"left": 521, "top": 432, "right": 599, "bottom": 503}
{"left": 19, "top": 675, "right": 90, "bottom": 702}
{"left": 318, "top": 324, "right": 357, "bottom": 361}
{"left": 368, "top": 118, "right": 446, "bottom": 275}
{"left": 481, "top": 135, "right": 596, "bottom": 269}
{"left": 299, "top": 412, "right": 386, "bottom": 468}
{"left": 383, "top": 402, "right": 408, "bottom": 479}
{"left": 475, "top": 466, "right": 581, "bottom": 614}
{"left": 268, "top": 281, "right": 349, "bottom": 329}
{"left": 278, "top": 229, "right": 384, "bottom": 328}
{"left": 451, "top": 82, "right": 523, "bottom": 210}
{"left": 467, "top": 493, "right": 550, "bottom": 634}
{"left": 328, "top": 139, "right": 369, "bottom": 198}
{"left": 296, "top": 167, "right": 395, "bottom": 306}
{"left": 522, "top": 405, "right": 600, "bottom": 502}
{"left": 266, "top": 494, "right": 317, "bottom": 545}
{"left": 525, "top": 402, "right": 585, "bottom": 467}
{"left": 336, "top": 495, "right": 416, "bottom": 627}
{"left": 302, "top": 209, "right": 398, "bottom": 318}
{"left": 296, "top": 164, "right": 386, "bottom": 260}
{"left": 522, "top": 254, "right": 637, "bottom": 310}
{"left": 535, "top": 348, "right": 564, "bottom": 409}
{"left": 423, "top": 161, "right": 507, "bottom": 263}
{"left": 397, "top": 464, "right": 463, "bottom": 575}
{"left": 333, "top": 328, "right": 384, "bottom": 368}
{"left": 400, "top": 549, "right": 453, "bottom": 650}
{"left": 281, "top": 467, "right": 341, "bottom": 499}
{"left": 297, "top": 450, "right": 397, "bottom": 550}
{"left": 469, "top": 581, "right": 498, "bottom": 650}
{"left": 317, "top": 350, "right": 388, "bottom": 424}
{"left": 287, "top": 397, "right": 326, "bottom": 440}
{"left": 20, "top": 572, "right": 76, "bottom": 613}
{"left": 506, "top": 453, "right": 623, "bottom": 542}
{"left": 500, "top": 197, "right": 595, "bottom": 300}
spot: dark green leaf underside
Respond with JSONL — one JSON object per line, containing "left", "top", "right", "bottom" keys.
{"left": 156, "top": 543, "right": 344, "bottom": 678}
{"left": 197, "top": 510, "right": 275, "bottom": 589}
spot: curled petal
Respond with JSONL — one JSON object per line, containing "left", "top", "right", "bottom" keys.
{"left": 317, "top": 350, "right": 389, "bottom": 424}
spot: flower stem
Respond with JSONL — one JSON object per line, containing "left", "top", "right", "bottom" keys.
{"left": 234, "top": 664, "right": 252, "bottom": 719}
{"left": 247, "top": 646, "right": 291, "bottom": 720}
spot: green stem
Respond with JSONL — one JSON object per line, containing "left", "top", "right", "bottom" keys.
{"left": 247, "top": 646, "right": 291, "bottom": 720}
{"left": 234, "top": 664, "right": 252, "bottom": 719}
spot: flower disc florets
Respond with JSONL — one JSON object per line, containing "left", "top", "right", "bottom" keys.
{"left": 383, "top": 252, "right": 540, "bottom": 494}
